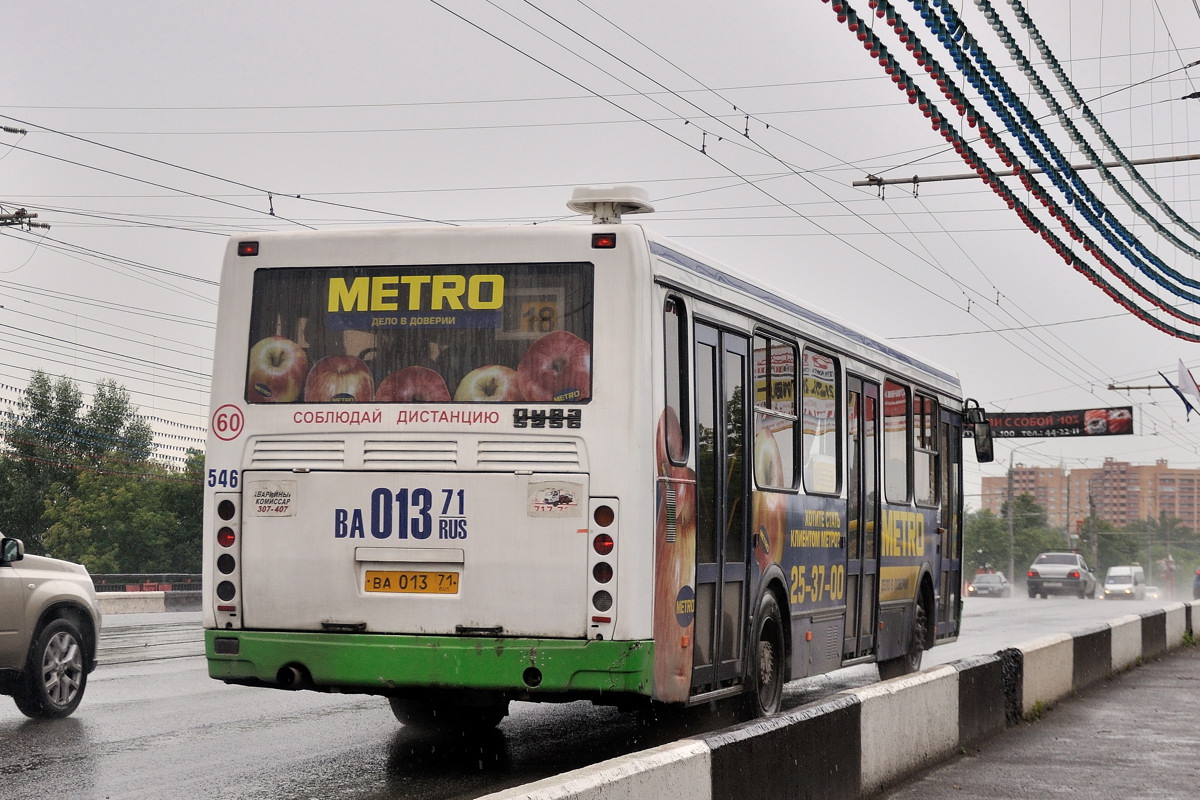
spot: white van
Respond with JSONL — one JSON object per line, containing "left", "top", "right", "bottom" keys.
{"left": 1103, "top": 565, "right": 1146, "bottom": 600}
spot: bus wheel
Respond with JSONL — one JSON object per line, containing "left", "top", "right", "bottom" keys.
{"left": 389, "top": 693, "right": 509, "bottom": 731}
{"left": 745, "top": 592, "right": 786, "bottom": 717}
{"left": 877, "top": 601, "right": 926, "bottom": 681}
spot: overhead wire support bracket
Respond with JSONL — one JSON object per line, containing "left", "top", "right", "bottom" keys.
{"left": 1107, "top": 383, "right": 1173, "bottom": 393}
{"left": 854, "top": 152, "right": 1200, "bottom": 188}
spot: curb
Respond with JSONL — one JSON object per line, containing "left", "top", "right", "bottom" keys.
{"left": 477, "top": 601, "right": 1198, "bottom": 800}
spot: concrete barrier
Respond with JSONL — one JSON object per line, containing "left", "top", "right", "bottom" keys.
{"left": 1161, "top": 603, "right": 1187, "bottom": 653}
{"left": 1072, "top": 624, "right": 1112, "bottom": 690}
{"left": 952, "top": 654, "right": 1007, "bottom": 747}
{"left": 1018, "top": 632, "right": 1073, "bottom": 716}
{"left": 481, "top": 739, "right": 711, "bottom": 800}
{"left": 1108, "top": 613, "right": 1141, "bottom": 672}
{"left": 477, "top": 601, "right": 1199, "bottom": 800}
{"left": 98, "top": 590, "right": 166, "bottom": 614}
{"left": 707, "top": 693, "right": 860, "bottom": 800}
{"left": 851, "top": 664, "right": 958, "bottom": 797}
{"left": 98, "top": 590, "right": 201, "bottom": 615}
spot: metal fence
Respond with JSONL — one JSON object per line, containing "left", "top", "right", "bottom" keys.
{"left": 92, "top": 574, "right": 201, "bottom": 592}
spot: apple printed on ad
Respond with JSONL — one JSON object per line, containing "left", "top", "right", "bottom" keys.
{"left": 244, "top": 263, "right": 594, "bottom": 407}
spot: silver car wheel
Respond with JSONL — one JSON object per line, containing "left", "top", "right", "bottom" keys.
{"left": 41, "top": 629, "right": 85, "bottom": 707}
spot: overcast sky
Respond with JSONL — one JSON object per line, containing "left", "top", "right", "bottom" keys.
{"left": 5, "top": 0, "right": 1200, "bottom": 504}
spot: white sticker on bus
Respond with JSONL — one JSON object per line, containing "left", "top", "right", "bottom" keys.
{"left": 527, "top": 481, "right": 584, "bottom": 517}
{"left": 249, "top": 480, "right": 297, "bottom": 517}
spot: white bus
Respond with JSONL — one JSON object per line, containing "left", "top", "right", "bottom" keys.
{"left": 203, "top": 186, "right": 993, "bottom": 729}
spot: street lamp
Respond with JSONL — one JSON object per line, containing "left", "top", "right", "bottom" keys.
{"left": 1005, "top": 441, "right": 1045, "bottom": 583}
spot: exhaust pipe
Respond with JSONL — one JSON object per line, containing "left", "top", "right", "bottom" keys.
{"left": 277, "top": 664, "right": 311, "bottom": 690}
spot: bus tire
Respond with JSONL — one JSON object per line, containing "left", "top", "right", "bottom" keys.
{"left": 877, "top": 600, "right": 926, "bottom": 681}
{"left": 389, "top": 693, "right": 509, "bottom": 731}
{"left": 744, "top": 591, "right": 786, "bottom": 717}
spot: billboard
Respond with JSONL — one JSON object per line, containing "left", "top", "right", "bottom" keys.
{"left": 982, "top": 406, "right": 1133, "bottom": 438}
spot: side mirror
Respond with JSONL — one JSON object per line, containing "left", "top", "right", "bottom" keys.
{"left": 1, "top": 537, "right": 24, "bottom": 564}
{"left": 963, "top": 399, "right": 994, "bottom": 463}
{"left": 972, "top": 420, "right": 994, "bottom": 463}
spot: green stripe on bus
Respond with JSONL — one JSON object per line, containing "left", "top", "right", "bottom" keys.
{"left": 206, "top": 630, "right": 654, "bottom": 696}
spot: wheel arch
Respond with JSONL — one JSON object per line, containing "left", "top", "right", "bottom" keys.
{"left": 36, "top": 601, "right": 100, "bottom": 671}
{"left": 756, "top": 566, "right": 792, "bottom": 680}
{"left": 916, "top": 567, "right": 936, "bottom": 650}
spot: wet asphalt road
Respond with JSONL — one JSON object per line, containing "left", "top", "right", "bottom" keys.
{"left": 0, "top": 595, "right": 1177, "bottom": 799}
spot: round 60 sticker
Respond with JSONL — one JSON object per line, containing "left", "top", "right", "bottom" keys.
{"left": 212, "top": 404, "right": 245, "bottom": 441}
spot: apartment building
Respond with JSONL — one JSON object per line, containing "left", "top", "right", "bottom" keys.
{"left": 980, "top": 458, "right": 1200, "bottom": 532}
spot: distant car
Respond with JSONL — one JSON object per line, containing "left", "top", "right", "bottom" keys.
{"left": 967, "top": 572, "right": 1011, "bottom": 598}
{"left": 1027, "top": 551, "right": 1097, "bottom": 599}
{"left": 1102, "top": 565, "right": 1146, "bottom": 600}
{"left": 1145, "top": 586, "right": 1162, "bottom": 600}
{"left": 0, "top": 535, "right": 101, "bottom": 718}
{"left": 1193, "top": 568, "right": 1200, "bottom": 600}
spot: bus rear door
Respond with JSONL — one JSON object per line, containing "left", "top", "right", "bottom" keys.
{"left": 691, "top": 322, "right": 749, "bottom": 695}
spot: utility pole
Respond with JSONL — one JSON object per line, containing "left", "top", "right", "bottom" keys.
{"left": 1007, "top": 467, "right": 1015, "bottom": 583}
{"left": 0, "top": 125, "right": 48, "bottom": 233}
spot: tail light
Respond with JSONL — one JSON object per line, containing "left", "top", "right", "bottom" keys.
{"left": 212, "top": 492, "right": 242, "bottom": 623}
{"left": 588, "top": 502, "right": 618, "bottom": 637}
{"left": 1028, "top": 569, "right": 1039, "bottom": 578}
{"left": 1068, "top": 570, "right": 1081, "bottom": 579}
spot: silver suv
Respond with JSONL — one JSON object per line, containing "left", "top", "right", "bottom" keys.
{"left": 0, "top": 536, "right": 101, "bottom": 718}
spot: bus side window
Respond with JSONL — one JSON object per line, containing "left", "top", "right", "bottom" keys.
{"left": 663, "top": 297, "right": 689, "bottom": 464}
{"left": 801, "top": 348, "right": 840, "bottom": 495}
{"left": 913, "top": 393, "right": 939, "bottom": 507}
{"left": 883, "top": 380, "right": 910, "bottom": 503}
{"left": 752, "top": 333, "right": 797, "bottom": 489}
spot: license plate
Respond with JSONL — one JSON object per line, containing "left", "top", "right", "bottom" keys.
{"left": 1043, "top": 581, "right": 1062, "bottom": 587}
{"left": 364, "top": 570, "right": 459, "bottom": 594}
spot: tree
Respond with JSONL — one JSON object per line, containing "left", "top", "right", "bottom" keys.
{"left": 0, "top": 458, "right": 46, "bottom": 550}
{"left": 970, "top": 493, "right": 1063, "bottom": 584}
{"left": 41, "top": 462, "right": 179, "bottom": 572}
{"left": 0, "top": 372, "right": 202, "bottom": 572}
{"left": 1096, "top": 518, "right": 1141, "bottom": 570}
{"left": 963, "top": 509, "right": 1007, "bottom": 575}
{"left": 1006, "top": 494, "right": 1065, "bottom": 576}
{"left": 80, "top": 379, "right": 153, "bottom": 468}
{"left": 156, "top": 450, "right": 204, "bottom": 572}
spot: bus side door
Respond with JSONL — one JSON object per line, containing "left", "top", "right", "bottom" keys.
{"left": 691, "top": 322, "right": 749, "bottom": 694}
{"left": 936, "top": 407, "right": 963, "bottom": 639}
{"left": 844, "top": 376, "right": 880, "bottom": 659}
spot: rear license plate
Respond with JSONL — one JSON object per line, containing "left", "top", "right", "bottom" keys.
{"left": 364, "top": 570, "right": 459, "bottom": 594}
{"left": 1043, "top": 581, "right": 1062, "bottom": 588}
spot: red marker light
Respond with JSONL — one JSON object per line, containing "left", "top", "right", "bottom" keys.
{"left": 237, "top": 241, "right": 259, "bottom": 257}
{"left": 591, "top": 233, "right": 616, "bottom": 249}
{"left": 593, "top": 533, "right": 614, "bottom": 555}
{"left": 217, "top": 527, "right": 236, "bottom": 547}
{"left": 593, "top": 505, "right": 615, "bottom": 527}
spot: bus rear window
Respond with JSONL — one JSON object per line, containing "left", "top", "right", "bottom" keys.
{"left": 245, "top": 262, "right": 594, "bottom": 404}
